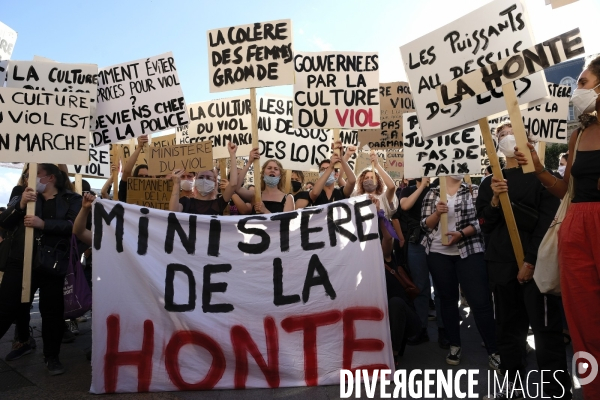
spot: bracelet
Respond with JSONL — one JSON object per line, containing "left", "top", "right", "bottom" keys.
{"left": 490, "top": 199, "right": 500, "bottom": 208}
{"left": 534, "top": 168, "right": 547, "bottom": 175}
{"left": 542, "top": 175, "right": 558, "bottom": 189}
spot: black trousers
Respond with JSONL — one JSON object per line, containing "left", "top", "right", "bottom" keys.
{"left": 0, "top": 262, "right": 65, "bottom": 358}
{"left": 490, "top": 261, "right": 571, "bottom": 399}
{"left": 388, "top": 296, "right": 421, "bottom": 355}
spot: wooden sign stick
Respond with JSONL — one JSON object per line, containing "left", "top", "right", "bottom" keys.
{"left": 250, "top": 88, "right": 261, "bottom": 204}
{"left": 112, "top": 145, "right": 119, "bottom": 200}
{"left": 370, "top": 149, "right": 376, "bottom": 171}
{"left": 22, "top": 162, "right": 37, "bottom": 303}
{"left": 332, "top": 128, "right": 341, "bottom": 169}
{"left": 537, "top": 141, "right": 546, "bottom": 166}
{"left": 219, "top": 159, "right": 227, "bottom": 181}
{"left": 74, "top": 174, "right": 83, "bottom": 194}
{"left": 478, "top": 118, "right": 525, "bottom": 264}
{"left": 439, "top": 176, "right": 449, "bottom": 245}
{"left": 502, "top": 83, "right": 535, "bottom": 173}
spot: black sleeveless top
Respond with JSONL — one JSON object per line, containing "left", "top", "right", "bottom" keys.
{"left": 253, "top": 195, "right": 288, "bottom": 214}
{"left": 571, "top": 150, "right": 600, "bottom": 203}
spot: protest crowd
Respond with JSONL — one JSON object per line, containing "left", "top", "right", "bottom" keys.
{"left": 0, "top": 1, "right": 599, "bottom": 399}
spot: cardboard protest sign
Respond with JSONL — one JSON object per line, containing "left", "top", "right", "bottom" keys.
{"left": 0, "top": 61, "right": 8, "bottom": 85}
{"left": 148, "top": 141, "right": 213, "bottom": 175}
{"left": 174, "top": 124, "right": 201, "bottom": 144}
{"left": 358, "top": 82, "right": 414, "bottom": 149}
{"left": 258, "top": 95, "right": 332, "bottom": 171}
{"left": 0, "top": 21, "right": 17, "bottom": 61}
{"left": 6, "top": 61, "right": 99, "bottom": 120}
{"left": 68, "top": 144, "right": 111, "bottom": 178}
{"left": 93, "top": 52, "right": 189, "bottom": 146}
{"left": 118, "top": 133, "right": 178, "bottom": 168}
{"left": 0, "top": 87, "right": 90, "bottom": 164}
{"left": 187, "top": 96, "right": 252, "bottom": 159}
{"left": 403, "top": 112, "right": 481, "bottom": 178}
{"left": 354, "top": 150, "right": 386, "bottom": 174}
{"left": 385, "top": 149, "right": 404, "bottom": 177}
{"left": 303, "top": 171, "right": 319, "bottom": 185}
{"left": 339, "top": 129, "right": 359, "bottom": 171}
{"left": 90, "top": 197, "right": 392, "bottom": 393}
{"left": 399, "top": 0, "right": 549, "bottom": 138}
{"left": 125, "top": 178, "right": 173, "bottom": 210}
{"left": 207, "top": 19, "right": 294, "bottom": 93}
{"left": 437, "top": 28, "right": 584, "bottom": 106}
{"left": 293, "top": 52, "right": 380, "bottom": 129}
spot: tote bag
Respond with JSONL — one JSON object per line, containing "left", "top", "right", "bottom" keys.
{"left": 64, "top": 234, "right": 92, "bottom": 319}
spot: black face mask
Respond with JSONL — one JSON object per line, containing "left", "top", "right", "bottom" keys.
{"left": 291, "top": 181, "right": 302, "bottom": 192}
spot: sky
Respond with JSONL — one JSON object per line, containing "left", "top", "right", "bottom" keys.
{"left": 1, "top": 0, "right": 598, "bottom": 204}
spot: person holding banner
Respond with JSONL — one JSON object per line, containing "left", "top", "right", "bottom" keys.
{"left": 420, "top": 174, "right": 499, "bottom": 369}
{"left": 310, "top": 142, "right": 356, "bottom": 206}
{"left": 170, "top": 143, "right": 238, "bottom": 215}
{"left": 236, "top": 151, "right": 295, "bottom": 214}
{"left": 220, "top": 173, "right": 252, "bottom": 215}
{"left": 179, "top": 171, "right": 196, "bottom": 198}
{"left": 0, "top": 163, "right": 82, "bottom": 376}
{"left": 514, "top": 55, "right": 600, "bottom": 400}
{"left": 118, "top": 135, "right": 150, "bottom": 202}
{"left": 291, "top": 171, "right": 311, "bottom": 209}
{"left": 478, "top": 122, "right": 571, "bottom": 399}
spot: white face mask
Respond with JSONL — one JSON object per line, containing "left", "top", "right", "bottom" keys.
{"left": 195, "top": 179, "right": 215, "bottom": 196}
{"left": 36, "top": 177, "right": 47, "bottom": 193}
{"left": 571, "top": 83, "right": 600, "bottom": 119}
{"left": 498, "top": 135, "right": 517, "bottom": 158}
{"left": 180, "top": 180, "right": 193, "bottom": 192}
{"left": 449, "top": 174, "right": 464, "bottom": 182}
{"left": 557, "top": 165, "right": 566, "bottom": 177}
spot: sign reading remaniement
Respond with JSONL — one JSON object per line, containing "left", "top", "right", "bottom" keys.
{"left": 399, "top": 0, "right": 548, "bottom": 138}
{"left": 93, "top": 52, "right": 189, "bottom": 146}
{"left": 0, "top": 87, "right": 91, "bottom": 164}
{"left": 90, "top": 197, "right": 392, "bottom": 392}
{"left": 207, "top": 20, "right": 294, "bottom": 93}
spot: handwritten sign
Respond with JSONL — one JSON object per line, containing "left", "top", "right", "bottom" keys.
{"left": 293, "top": 52, "right": 380, "bottom": 129}
{"left": 93, "top": 52, "right": 189, "bottom": 146}
{"left": 0, "top": 87, "right": 90, "bottom": 164}
{"left": 126, "top": 178, "right": 174, "bottom": 210}
{"left": 258, "top": 95, "right": 332, "bottom": 171}
{"left": 148, "top": 141, "right": 213, "bottom": 175}
{"left": 399, "top": 0, "right": 548, "bottom": 138}
{"left": 403, "top": 112, "right": 481, "bottom": 178}
{"left": 0, "top": 21, "right": 17, "bottom": 61}
{"left": 437, "top": 29, "right": 584, "bottom": 106}
{"left": 207, "top": 19, "right": 294, "bottom": 93}
{"left": 68, "top": 144, "right": 111, "bottom": 178}
{"left": 355, "top": 150, "right": 386, "bottom": 174}
{"left": 358, "top": 82, "right": 414, "bottom": 149}
{"left": 187, "top": 96, "right": 252, "bottom": 159}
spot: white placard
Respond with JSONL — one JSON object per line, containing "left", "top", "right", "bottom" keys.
{"left": 0, "top": 87, "right": 90, "bottom": 164}
{"left": 207, "top": 19, "right": 294, "bottom": 93}
{"left": 403, "top": 112, "right": 481, "bottom": 178}
{"left": 93, "top": 52, "right": 189, "bottom": 146}
{"left": 90, "top": 197, "right": 392, "bottom": 393}
{"left": 68, "top": 143, "right": 111, "bottom": 178}
{"left": 187, "top": 96, "right": 252, "bottom": 159}
{"left": 0, "top": 21, "right": 17, "bottom": 61}
{"left": 258, "top": 95, "right": 332, "bottom": 171}
{"left": 399, "top": 0, "right": 548, "bottom": 138}
{"left": 293, "top": 52, "right": 380, "bottom": 129}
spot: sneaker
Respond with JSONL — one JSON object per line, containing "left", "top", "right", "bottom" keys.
{"left": 5, "top": 342, "right": 32, "bottom": 361}
{"left": 438, "top": 328, "right": 450, "bottom": 349}
{"left": 446, "top": 346, "right": 461, "bottom": 366}
{"left": 44, "top": 357, "right": 65, "bottom": 376}
{"left": 67, "top": 320, "right": 79, "bottom": 335}
{"left": 483, "top": 381, "right": 524, "bottom": 399}
{"left": 62, "top": 328, "right": 76, "bottom": 344}
{"left": 407, "top": 328, "right": 429, "bottom": 346}
{"left": 489, "top": 353, "right": 501, "bottom": 371}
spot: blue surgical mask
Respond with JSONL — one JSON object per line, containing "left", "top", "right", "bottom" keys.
{"left": 320, "top": 170, "right": 336, "bottom": 186}
{"left": 263, "top": 175, "right": 280, "bottom": 187}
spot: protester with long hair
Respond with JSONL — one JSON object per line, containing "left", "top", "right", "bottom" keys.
{"left": 236, "top": 150, "right": 295, "bottom": 214}
{"left": 421, "top": 175, "right": 499, "bottom": 368}
{"left": 170, "top": 142, "right": 238, "bottom": 215}
{"left": 478, "top": 122, "right": 571, "bottom": 399}
{"left": 0, "top": 163, "right": 82, "bottom": 375}
{"left": 514, "top": 54, "right": 600, "bottom": 400}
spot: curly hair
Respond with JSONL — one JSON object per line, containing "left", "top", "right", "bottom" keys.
{"left": 584, "top": 54, "right": 600, "bottom": 84}
{"left": 356, "top": 168, "right": 384, "bottom": 196}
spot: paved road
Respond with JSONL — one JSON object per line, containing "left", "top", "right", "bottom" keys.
{"left": 0, "top": 294, "right": 584, "bottom": 399}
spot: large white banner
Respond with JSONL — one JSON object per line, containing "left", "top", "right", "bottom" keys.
{"left": 258, "top": 95, "right": 332, "bottom": 171}
{"left": 90, "top": 197, "right": 392, "bottom": 393}
{"left": 403, "top": 112, "right": 481, "bottom": 178}
{"left": 207, "top": 19, "right": 294, "bottom": 93}
{"left": 93, "top": 52, "right": 189, "bottom": 146}
{"left": 0, "top": 87, "right": 90, "bottom": 164}
{"left": 0, "top": 21, "right": 17, "bottom": 61}
{"left": 399, "top": 0, "right": 548, "bottom": 138}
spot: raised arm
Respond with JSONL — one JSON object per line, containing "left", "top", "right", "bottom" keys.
{"left": 74, "top": 193, "right": 95, "bottom": 246}
{"left": 236, "top": 148, "right": 260, "bottom": 203}
{"left": 372, "top": 153, "right": 397, "bottom": 204}
{"left": 309, "top": 156, "right": 337, "bottom": 202}
{"left": 400, "top": 177, "right": 430, "bottom": 211}
{"left": 122, "top": 135, "right": 149, "bottom": 180}
{"left": 101, "top": 164, "right": 117, "bottom": 199}
{"left": 221, "top": 142, "right": 238, "bottom": 202}
{"left": 169, "top": 169, "right": 184, "bottom": 212}
{"left": 338, "top": 143, "right": 356, "bottom": 198}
